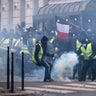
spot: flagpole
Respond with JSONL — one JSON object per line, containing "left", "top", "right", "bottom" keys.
{"left": 67, "top": 20, "right": 85, "bottom": 32}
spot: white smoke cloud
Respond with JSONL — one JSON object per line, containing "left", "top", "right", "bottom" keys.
{"left": 52, "top": 51, "right": 79, "bottom": 81}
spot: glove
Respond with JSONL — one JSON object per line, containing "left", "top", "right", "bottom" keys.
{"left": 89, "top": 55, "right": 93, "bottom": 60}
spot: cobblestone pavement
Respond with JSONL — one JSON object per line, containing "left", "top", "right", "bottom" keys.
{"left": 0, "top": 80, "right": 96, "bottom": 96}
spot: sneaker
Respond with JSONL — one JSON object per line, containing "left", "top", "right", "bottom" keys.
{"left": 44, "top": 79, "right": 54, "bottom": 82}
{"left": 50, "top": 79, "right": 54, "bottom": 82}
{"left": 44, "top": 79, "right": 50, "bottom": 82}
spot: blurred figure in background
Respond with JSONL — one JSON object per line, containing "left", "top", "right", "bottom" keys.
{"left": 34, "top": 29, "right": 43, "bottom": 41}
{"left": 72, "top": 36, "right": 84, "bottom": 81}
{"left": 27, "top": 27, "right": 36, "bottom": 54}
{"left": 89, "top": 39, "right": 96, "bottom": 81}
{"left": 80, "top": 38, "right": 95, "bottom": 81}
{"left": 8, "top": 29, "right": 16, "bottom": 48}
{"left": 0, "top": 28, "right": 8, "bottom": 44}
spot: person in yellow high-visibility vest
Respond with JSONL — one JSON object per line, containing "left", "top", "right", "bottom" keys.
{"left": 90, "top": 40, "right": 96, "bottom": 81}
{"left": 32, "top": 36, "right": 54, "bottom": 82}
{"left": 80, "top": 39, "right": 95, "bottom": 81}
{"left": 72, "top": 38, "right": 84, "bottom": 81}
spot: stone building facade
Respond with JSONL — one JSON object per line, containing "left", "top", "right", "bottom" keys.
{"left": 0, "top": 0, "right": 49, "bottom": 31}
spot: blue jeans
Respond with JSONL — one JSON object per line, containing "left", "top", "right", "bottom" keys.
{"left": 40, "top": 60, "right": 53, "bottom": 81}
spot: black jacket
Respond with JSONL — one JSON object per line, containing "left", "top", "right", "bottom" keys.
{"left": 35, "top": 36, "right": 53, "bottom": 64}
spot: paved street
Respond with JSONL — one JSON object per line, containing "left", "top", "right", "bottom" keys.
{"left": 0, "top": 80, "right": 96, "bottom": 96}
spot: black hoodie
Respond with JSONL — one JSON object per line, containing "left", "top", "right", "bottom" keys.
{"left": 35, "top": 36, "right": 53, "bottom": 64}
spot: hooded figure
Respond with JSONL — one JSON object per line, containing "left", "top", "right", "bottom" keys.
{"left": 41, "top": 36, "right": 48, "bottom": 44}
{"left": 34, "top": 36, "right": 54, "bottom": 82}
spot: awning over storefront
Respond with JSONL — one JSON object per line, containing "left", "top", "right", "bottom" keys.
{"left": 38, "top": 0, "right": 91, "bottom": 15}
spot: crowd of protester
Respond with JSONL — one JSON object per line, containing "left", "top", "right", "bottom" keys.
{"left": 0, "top": 21, "right": 96, "bottom": 81}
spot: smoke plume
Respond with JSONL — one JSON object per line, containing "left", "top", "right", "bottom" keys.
{"left": 52, "top": 51, "right": 78, "bottom": 81}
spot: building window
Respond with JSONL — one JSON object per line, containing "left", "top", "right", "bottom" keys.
{"left": 2, "top": 4, "right": 6, "bottom": 11}
{"left": 26, "top": 4, "right": 30, "bottom": 8}
{"left": 14, "top": 5, "right": 17, "bottom": 9}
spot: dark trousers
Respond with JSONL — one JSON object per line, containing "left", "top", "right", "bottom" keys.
{"left": 72, "top": 64, "right": 78, "bottom": 79}
{"left": 81, "top": 59, "right": 94, "bottom": 81}
{"left": 91, "top": 60, "right": 96, "bottom": 81}
{"left": 72, "top": 56, "right": 83, "bottom": 81}
{"left": 40, "top": 60, "right": 53, "bottom": 81}
{"left": 87, "top": 67, "right": 92, "bottom": 79}
{"left": 78, "top": 56, "right": 84, "bottom": 81}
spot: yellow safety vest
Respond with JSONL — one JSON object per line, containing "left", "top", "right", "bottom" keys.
{"left": 12, "top": 38, "right": 16, "bottom": 45}
{"left": 76, "top": 40, "right": 82, "bottom": 51}
{"left": 20, "top": 44, "right": 30, "bottom": 54}
{"left": 76, "top": 40, "right": 84, "bottom": 56}
{"left": 81, "top": 43, "right": 92, "bottom": 60}
{"left": 0, "top": 38, "right": 10, "bottom": 50}
{"left": 32, "top": 38, "right": 36, "bottom": 44}
{"left": 32, "top": 43, "right": 43, "bottom": 64}
{"left": 49, "top": 37, "right": 55, "bottom": 43}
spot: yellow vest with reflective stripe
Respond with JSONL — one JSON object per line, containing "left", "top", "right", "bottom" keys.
{"left": 76, "top": 40, "right": 84, "bottom": 56}
{"left": 12, "top": 38, "right": 16, "bottom": 45}
{"left": 76, "top": 40, "right": 82, "bottom": 51}
{"left": 81, "top": 43, "right": 92, "bottom": 60}
{"left": 32, "top": 43, "right": 43, "bottom": 64}
{"left": 20, "top": 45, "right": 30, "bottom": 54}
{"left": 3, "top": 38, "right": 10, "bottom": 45}
{"left": 0, "top": 38, "right": 10, "bottom": 50}
{"left": 49, "top": 37, "right": 55, "bottom": 43}
{"left": 32, "top": 38, "right": 36, "bottom": 44}
{"left": 0, "top": 38, "right": 17, "bottom": 50}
